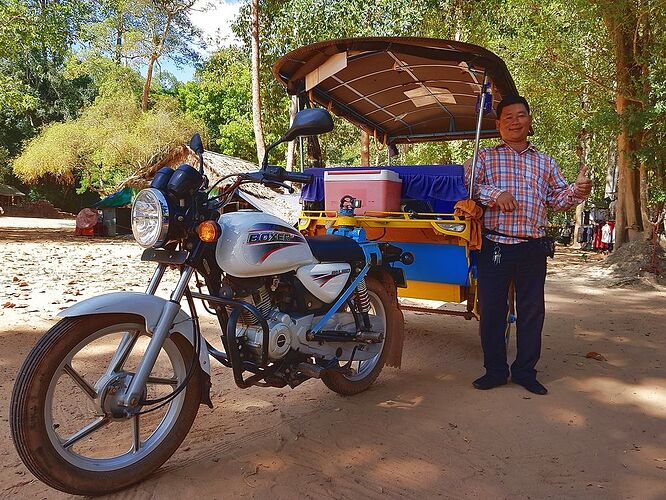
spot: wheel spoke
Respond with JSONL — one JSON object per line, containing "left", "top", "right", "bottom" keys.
{"left": 62, "top": 415, "right": 111, "bottom": 449}
{"left": 108, "top": 330, "right": 140, "bottom": 374}
{"left": 146, "top": 376, "right": 178, "bottom": 386}
{"left": 132, "top": 415, "right": 141, "bottom": 452}
{"left": 63, "top": 364, "right": 97, "bottom": 400}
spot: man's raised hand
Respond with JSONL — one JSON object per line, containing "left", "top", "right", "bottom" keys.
{"left": 574, "top": 165, "right": 592, "bottom": 198}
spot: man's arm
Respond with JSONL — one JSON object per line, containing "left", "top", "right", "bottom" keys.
{"left": 547, "top": 157, "right": 589, "bottom": 211}
{"left": 465, "top": 152, "right": 518, "bottom": 212}
{"left": 465, "top": 152, "right": 504, "bottom": 207}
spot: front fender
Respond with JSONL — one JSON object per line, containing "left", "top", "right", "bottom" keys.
{"left": 58, "top": 292, "right": 210, "bottom": 374}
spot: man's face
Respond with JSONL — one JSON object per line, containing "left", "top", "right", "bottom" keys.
{"left": 496, "top": 103, "right": 532, "bottom": 143}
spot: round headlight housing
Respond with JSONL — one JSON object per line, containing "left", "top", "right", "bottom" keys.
{"left": 131, "top": 188, "right": 170, "bottom": 248}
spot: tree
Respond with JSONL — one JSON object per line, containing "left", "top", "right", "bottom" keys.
{"left": 12, "top": 90, "right": 203, "bottom": 193}
{"left": 587, "top": 0, "right": 665, "bottom": 245}
{"left": 0, "top": 0, "right": 96, "bottom": 197}
{"left": 76, "top": 0, "right": 204, "bottom": 112}
{"left": 140, "top": 0, "right": 198, "bottom": 111}
{"left": 177, "top": 48, "right": 256, "bottom": 160}
{"left": 250, "top": 0, "right": 266, "bottom": 165}
{"left": 233, "top": 0, "right": 433, "bottom": 168}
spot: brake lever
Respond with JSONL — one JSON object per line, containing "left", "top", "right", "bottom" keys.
{"left": 241, "top": 172, "right": 264, "bottom": 182}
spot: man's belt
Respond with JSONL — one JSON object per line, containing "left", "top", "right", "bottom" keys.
{"left": 482, "top": 228, "right": 555, "bottom": 258}
{"left": 482, "top": 228, "right": 536, "bottom": 241}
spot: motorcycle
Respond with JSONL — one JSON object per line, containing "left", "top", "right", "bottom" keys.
{"left": 10, "top": 108, "right": 411, "bottom": 495}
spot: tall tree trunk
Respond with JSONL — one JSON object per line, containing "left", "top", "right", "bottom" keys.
{"left": 286, "top": 95, "right": 298, "bottom": 171}
{"left": 605, "top": 138, "right": 617, "bottom": 199}
{"left": 307, "top": 136, "right": 323, "bottom": 167}
{"left": 360, "top": 130, "right": 370, "bottom": 165}
{"left": 573, "top": 128, "right": 590, "bottom": 248}
{"left": 250, "top": 0, "right": 266, "bottom": 166}
{"left": 603, "top": 9, "right": 644, "bottom": 247}
{"left": 614, "top": 93, "right": 643, "bottom": 244}
{"left": 639, "top": 160, "right": 651, "bottom": 237}
{"left": 115, "top": 11, "right": 123, "bottom": 65}
{"left": 142, "top": 54, "right": 157, "bottom": 112}
{"left": 141, "top": 11, "right": 172, "bottom": 112}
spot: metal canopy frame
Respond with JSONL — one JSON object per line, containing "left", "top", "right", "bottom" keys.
{"left": 273, "top": 37, "right": 518, "bottom": 145}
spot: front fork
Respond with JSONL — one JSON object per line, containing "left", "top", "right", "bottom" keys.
{"left": 119, "top": 264, "right": 194, "bottom": 408}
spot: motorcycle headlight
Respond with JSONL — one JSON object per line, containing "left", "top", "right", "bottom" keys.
{"left": 131, "top": 188, "right": 170, "bottom": 248}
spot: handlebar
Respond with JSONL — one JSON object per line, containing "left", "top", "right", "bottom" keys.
{"left": 208, "top": 165, "right": 313, "bottom": 204}
{"left": 262, "top": 166, "right": 313, "bottom": 185}
{"left": 284, "top": 171, "right": 313, "bottom": 184}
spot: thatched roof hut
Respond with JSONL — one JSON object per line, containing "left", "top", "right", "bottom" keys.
{"left": 119, "top": 146, "right": 301, "bottom": 223}
{"left": 0, "top": 183, "right": 26, "bottom": 208}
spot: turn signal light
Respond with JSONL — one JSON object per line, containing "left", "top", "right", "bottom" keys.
{"left": 197, "top": 221, "right": 221, "bottom": 242}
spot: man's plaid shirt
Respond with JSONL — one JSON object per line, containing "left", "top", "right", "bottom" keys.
{"left": 467, "top": 142, "right": 584, "bottom": 244}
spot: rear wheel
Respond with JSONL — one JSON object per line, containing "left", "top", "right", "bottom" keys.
{"left": 321, "top": 276, "right": 398, "bottom": 395}
{"left": 10, "top": 314, "right": 202, "bottom": 496}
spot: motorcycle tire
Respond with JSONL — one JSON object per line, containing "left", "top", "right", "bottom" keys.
{"left": 10, "top": 313, "right": 202, "bottom": 496}
{"left": 321, "top": 276, "right": 397, "bottom": 396}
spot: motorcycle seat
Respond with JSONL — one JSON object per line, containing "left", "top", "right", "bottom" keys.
{"left": 305, "top": 234, "right": 366, "bottom": 263}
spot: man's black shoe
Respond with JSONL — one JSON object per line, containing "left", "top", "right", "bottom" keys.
{"left": 512, "top": 378, "right": 548, "bottom": 395}
{"left": 472, "top": 375, "right": 507, "bottom": 390}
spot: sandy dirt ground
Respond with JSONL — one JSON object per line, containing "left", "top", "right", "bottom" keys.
{"left": 0, "top": 216, "right": 665, "bottom": 499}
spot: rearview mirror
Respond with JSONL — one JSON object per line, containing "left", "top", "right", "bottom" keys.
{"left": 281, "top": 108, "right": 334, "bottom": 143}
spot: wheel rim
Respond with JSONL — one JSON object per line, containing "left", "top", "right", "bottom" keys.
{"left": 44, "top": 322, "right": 188, "bottom": 472}
{"left": 345, "top": 291, "right": 386, "bottom": 381}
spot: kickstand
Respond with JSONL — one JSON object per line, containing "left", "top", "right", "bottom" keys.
{"left": 339, "top": 345, "right": 359, "bottom": 375}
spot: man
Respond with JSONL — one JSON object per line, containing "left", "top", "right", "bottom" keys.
{"left": 469, "top": 95, "right": 592, "bottom": 395}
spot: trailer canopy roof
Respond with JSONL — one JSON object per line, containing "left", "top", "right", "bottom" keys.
{"left": 273, "top": 37, "right": 518, "bottom": 144}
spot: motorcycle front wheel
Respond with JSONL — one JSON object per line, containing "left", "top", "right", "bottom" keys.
{"left": 10, "top": 313, "right": 202, "bottom": 496}
{"left": 321, "top": 276, "right": 398, "bottom": 396}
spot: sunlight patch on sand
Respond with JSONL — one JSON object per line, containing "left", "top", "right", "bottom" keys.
{"left": 377, "top": 395, "right": 424, "bottom": 410}
{"left": 573, "top": 377, "right": 666, "bottom": 418}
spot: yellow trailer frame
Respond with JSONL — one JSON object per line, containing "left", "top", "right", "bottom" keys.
{"left": 298, "top": 210, "right": 479, "bottom": 319}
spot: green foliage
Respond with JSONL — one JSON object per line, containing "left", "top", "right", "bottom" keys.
{"left": 0, "top": 0, "right": 96, "bottom": 169}
{"left": 1, "top": 0, "right": 664, "bottom": 219}
{"left": 12, "top": 91, "right": 204, "bottom": 194}
{"left": 177, "top": 48, "right": 256, "bottom": 160}
{"left": 64, "top": 55, "right": 144, "bottom": 99}
{"left": 0, "top": 0, "right": 205, "bottom": 202}
{"left": 80, "top": 0, "right": 202, "bottom": 69}
{"left": 0, "top": 145, "right": 12, "bottom": 184}
{"left": 231, "top": 0, "right": 434, "bottom": 169}
{"left": 25, "top": 187, "right": 47, "bottom": 202}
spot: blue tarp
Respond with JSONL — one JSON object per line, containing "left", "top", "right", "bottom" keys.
{"left": 301, "top": 165, "right": 468, "bottom": 213}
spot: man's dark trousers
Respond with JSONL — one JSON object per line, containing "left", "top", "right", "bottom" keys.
{"left": 477, "top": 236, "right": 547, "bottom": 382}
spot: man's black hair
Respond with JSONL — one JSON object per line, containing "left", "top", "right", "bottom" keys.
{"left": 496, "top": 95, "right": 530, "bottom": 118}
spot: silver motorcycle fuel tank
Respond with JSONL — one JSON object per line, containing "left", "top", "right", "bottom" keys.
{"left": 215, "top": 211, "right": 315, "bottom": 277}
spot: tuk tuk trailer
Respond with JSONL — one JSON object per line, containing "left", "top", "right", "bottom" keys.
{"left": 273, "top": 37, "right": 519, "bottom": 319}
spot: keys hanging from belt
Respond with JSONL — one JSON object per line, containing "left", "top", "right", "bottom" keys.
{"left": 492, "top": 243, "right": 502, "bottom": 265}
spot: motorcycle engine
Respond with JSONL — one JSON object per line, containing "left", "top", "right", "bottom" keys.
{"left": 228, "top": 279, "right": 294, "bottom": 361}
{"left": 242, "top": 310, "right": 293, "bottom": 360}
